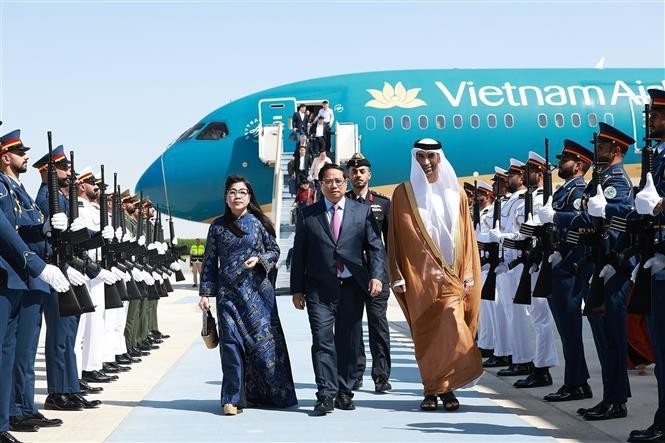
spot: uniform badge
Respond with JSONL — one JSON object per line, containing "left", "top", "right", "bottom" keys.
{"left": 603, "top": 186, "right": 617, "bottom": 199}
{"left": 573, "top": 198, "right": 581, "bottom": 210}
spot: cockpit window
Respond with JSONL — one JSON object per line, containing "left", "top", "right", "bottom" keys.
{"left": 196, "top": 122, "right": 229, "bottom": 140}
{"left": 176, "top": 122, "right": 205, "bottom": 142}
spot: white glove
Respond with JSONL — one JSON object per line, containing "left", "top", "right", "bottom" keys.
{"left": 147, "top": 242, "right": 158, "bottom": 251}
{"left": 489, "top": 222, "right": 509, "bottom": 244}
{"left": 161, "top": 271, "right": 170, "bottom": 280}
{"left": 170, "top": 261, "right": 182, "bottom": 272}
{"left": 131, "top": 267, "right": 144, "bottom": 282}
{"left": 495, "top": 263, "right": 509, "bottom": 275}
{"left": 122, "top": 232, "right": 133, "bottom": 242}
{"left": 138, "top": 235, "right": 146, "bottom": 246}
{"left": 598, "top": 264, "right": 616, "bottom": 284}
{"left": 644, "top": 253, "right": 665, "bottom": 276}
{"left": 101, "top": 225, "right": 115, "bottom": 240}
{"left": 630, "top": 263, "right": 640, "bottom": 283}
{"left": 635, "top": 173, "right": 662, "bottom": 215}
{"left": 529, "top": 263, "right": 539, "bottom": 274}
{"left": 115, "top": 227, "right": 123, "bottom": 241}
{"left": 38, "top": 265, "right": 71, "bottom": 293}
{"left": 111, "top": 266, "right": 126, "bottom": 281}
{"left": 49, "top": 212, "right": 68, "bottom": 232}
{"left": 66, "top": 267, "right": 87, "bottom": 286}
{"left": 158, "top": 242, "right": 167, "bottom": 255}
{"left": 587, "top": 185, "right": 607, "bottom": 218}
{"left": 537, "top": 196, "right": 556, "bottom": 224}
{"left": 98, "top": 268, "right": 118, "bottom": 285}
{"left": 171, "top": 237, "right": 178, "bottom": 245}
{"left": 142, "top": 271, "right": 155, "bottom": 285}
{"left": 523, "top": 213, "right": 540, "bottom": 227}
{"left": 152, "top": 271, "right": 163, "bottom": 283}
{"left": 123, "top": 271, "right": 131, "bottom": 282}
{"left": 548, "top": 251, "right": 562, "bottom": 268}
{"left": 69, "top": 217, "right": 86, "bottom": 232}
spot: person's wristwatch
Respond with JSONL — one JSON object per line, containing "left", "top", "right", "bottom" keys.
{"left": 463, "top": 278, "right": 474, "bottom": 287}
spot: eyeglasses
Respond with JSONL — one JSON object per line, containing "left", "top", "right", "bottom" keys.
{"left": 227, "top": 189, "right": 249, "bottom": 197}
{"left": 322, "top": 178, "right": 346, "bottom": 187}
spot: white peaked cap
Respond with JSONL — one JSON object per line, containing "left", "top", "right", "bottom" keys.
{"left": 528, "top": 151, "right": 546, "bottom": 166}
{"left": 477, "top": 180, "right": 494, "bottom": 193}
{"left": 76, "top": 166, "right": 94, "bottom": 183}
{"left": 509, "top": 158, "right": 525, "bottom": 168}
{"left": 494, "top": 166, "right": 507, "bottom": 175}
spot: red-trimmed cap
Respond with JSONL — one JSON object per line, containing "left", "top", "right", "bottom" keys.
{"left": 557, "top": 139, "right": 593, "bottom": 165}
{"left": 0, "top": 129, "right": 30, "bottom": 155}
{"left": 649, "top": 88, "right": 665, "bottom": 109}
{"left": 597, "top": 122, "right": 635, "bottom": 152}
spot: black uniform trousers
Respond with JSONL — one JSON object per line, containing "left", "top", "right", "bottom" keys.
{"left": 548, "top": 264, "right": 590, "bottom": 386}
{"left": 44, "top": 290, "right": 80, "bottom": 394}
{"left": 0, "top": 289, "right": 22, "bottom": 432}
{"left": 11, "top": 290, "right": 46, "bottom": 417}
{"left": 357, "top": 285, "right": 391, "bottom": 382}
{"left": 585, "top": 273, "right": 631, "bottom": 404}
{"left": 306, "top": 278, "right": 364, "bottom": 398}
{"left": 648, "top": 269, "right": 665, "bottom": 425}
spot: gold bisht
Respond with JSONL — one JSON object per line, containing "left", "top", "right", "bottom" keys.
{"left": 387, "top": 182, "right": 482, "bottom": 395}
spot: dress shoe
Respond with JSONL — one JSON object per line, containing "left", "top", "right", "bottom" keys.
{"left": 146, "top": 336, "right": 163, "bottom": 344}
{"left": 0, "top": 431, "right": 23, "bottom": 443}
{"left": 222, "top": 403, "right": 242, "bottom": 415}
{"left": 123, "top": 352, "right": 142, "bottom": 363}
{"left": 8, "top": 417, "right": 39, "bottom": 432}
{"left": 374, "top": 377, "right": 392, "bottom": 393}
{"left": 67, "top": 393, "right": 101, "bottom": 409}
{"left": 101, "top": 363, "right": 120, "bottom": 373}
{"left": 82, "top": 370, "right": 113, "bottom": 383}
{"left": 544, "top": 383, "right": 592, "bottom": 402}
{"left": 577, "top": 400, "right": 605, "bottom": 416}
{"left": 137, "top": 342, "right": 158, "bottom": 351}
{"left": 12, "top": 412, "right": 62, "bottom": 428}
{"left": 44, "top": 394, "right": 83, "bottom": 411}
{"left": 479, "top": 348, "right": 494, "bottom": 359}
{"left": 583, "top": 402, "right": 627, "bottom": 421}
{"left": 79, "top": 380, "right": 103, "bottom": 394}
{"left": 104, "top": 362, "right": 130, "bottom": 372}
{"left": 483, "top": 355, "right": 511, "bottom": 368}
{"left": 152, "top": 330, "right": 170, "bottom": 339}
{"left": 628, "top": 423, "right": 665, "bottom": 442}
{"left": 334, "top": 391, "right": 355, "bottom": 410}
{"left": 313, "top": 395, "right": 334, "bottom": 414}
{"left": 115, "top": 354, "right": 131, "bottom": 365}
{"left": 497, "top": 362, "right": 533, "bottom": 377}
{"left": 352, "top": 378, "right": 363, "bottom": 390}
{"left": 513, "top": 368, "right": 552, "bottom": 388}
{"left": 99, "top": 371, "right": 119, "bottom": 381}
{"left": 128, "top": 347, "right": 149, "bottom": 358}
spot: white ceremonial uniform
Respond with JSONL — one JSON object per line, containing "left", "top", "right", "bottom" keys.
{"left": 495, "top": 188, "right": 534, "bottom": 364}
{"left": 75, "top": 198, "right": 105, "bottom": 374}
{"left": 476, "top": 205, "right": 496, "bottom": 351}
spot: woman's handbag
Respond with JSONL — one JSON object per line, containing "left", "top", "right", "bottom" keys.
{"left": 201, "top": 308, "right": 219, "bottom": 349}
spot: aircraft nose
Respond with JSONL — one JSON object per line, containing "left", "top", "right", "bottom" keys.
{"left": 135, "top": 156, "right": 165, "bottom": 204}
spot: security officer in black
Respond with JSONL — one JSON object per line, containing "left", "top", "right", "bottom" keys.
{"left": 570, "top": 123, "right": 636, "bottom": 421}
{"left": 536, "top": 140, "right": 594, "bottom": 403}
{"left": 345, "top": 153, "right": 392, "bottom": 393}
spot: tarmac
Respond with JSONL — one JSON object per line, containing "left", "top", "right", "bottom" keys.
{"left": 19, "top": 266, "right": 658, "bottom": 443}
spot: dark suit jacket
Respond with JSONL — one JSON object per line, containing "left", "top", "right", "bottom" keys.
{"left": 290, "top": 198, "right": 387, "bottom": 302}
{"left": 292, "top": 111, "right": 308, "bottom": 134}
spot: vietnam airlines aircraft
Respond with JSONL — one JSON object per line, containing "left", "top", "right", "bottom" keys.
{"left": 136, "top": 68, "right": 665, "bottom": 223}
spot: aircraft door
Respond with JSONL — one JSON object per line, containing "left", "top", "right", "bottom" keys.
{"left": 258, "top": 98, "right": 296, "bottom": 163}
{"left": 334, "top": 122, "right": 359, "bottom": 164}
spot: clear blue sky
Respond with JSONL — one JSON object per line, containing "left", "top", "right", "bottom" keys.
{"left": 1, "top": 0, "right": 663, "bottom": 237}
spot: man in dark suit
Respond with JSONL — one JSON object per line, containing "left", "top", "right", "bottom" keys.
{"left": 309, "top": 116, "right": 331, "bottom": 158}
{"left": 292, "top": 103, "right": 309, "bottom": 137}
{"left": 291, "top": 163, "right": 387, "bottom": 415}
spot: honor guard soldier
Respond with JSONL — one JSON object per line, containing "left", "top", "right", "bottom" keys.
{"left": 570, "top": 122, "right": 636, "bottom": 421}
{"left": 0, "top": 131, "right": 71, "bottom": 440}
{"left": 537, "top": 140, "right": 594, "bottom": 403}
{"left": 345, "top": 153, "right": 392, "bottom": 393}
{"left": 630, "top": 88, "right": 665, "bottom": 441}
{"left": 33, "top": 146, "right": 105, "bottom": 411}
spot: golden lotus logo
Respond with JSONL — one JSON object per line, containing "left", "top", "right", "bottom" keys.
{"left": 365, "top": 81, "right": 427, "bottom": 109}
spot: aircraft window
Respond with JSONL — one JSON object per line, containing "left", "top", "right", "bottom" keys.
{"left": 504, "top": 114, "right": 514, "bottom": 128}
{"left": 571, "top": 113, "right": 581, "bottom": 127}
{"left": 470, "top": 114, "right": 480, "bottom": 129}
{"left": 538, "top": 114, "right": 547, "bottom": 128}
{"left": 453, "top": 114, "right": 463, "bottom": 129}
{"left": 435, "top": 115, "right": 446, "bottom": 129}
{"left": 554, "top": 113, "right": 564, "bottom": 128}
{"left": 366, "top": 116, "right": 376, "bottom": 131}
{"left": 401, "top": 116, "right": 411, "bottom": 130}
{"left": 196, "top": 122, "right": 229, "bottom": 140}
{"left": 384, "top": 116, "right": 393, "bottom": 130}
{"left": 176, "top": 122, "right": 205, "bottom": 142}
{"left": 488, "top": 114, "right": 497, "bottom": 128}
{"left": 588, "top": 113, "right": 598, "bottom": 126}
{"left": 604, "top": 113, "right": 614, "bottom": 125}
{"left": 418, "top": 115, "right": 428, "bottom": 129}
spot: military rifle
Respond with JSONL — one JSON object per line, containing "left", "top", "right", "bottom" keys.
{"left": 167, "top": 206, "right": 187, "bottom": 282}
{"left": 511, "top": 161, "right": 538, "bottom": 305}
{"left": 480, "top": 175, "right": 502, "bottom": 301}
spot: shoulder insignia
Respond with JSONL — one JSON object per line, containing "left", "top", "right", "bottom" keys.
{"left": 612, "top": 169, "right": 624, "bottom": 175}
{"left": 369, "top": 190, "right": 389, "bottom": 200}
{"left": 536, "top": 189, "right": 544, "bottom": 195}
{"left": 603, "top": 186, "right": 617, "bottom": 199}
{"left": 573, "top": 198, "right": 582, "bottom": 210}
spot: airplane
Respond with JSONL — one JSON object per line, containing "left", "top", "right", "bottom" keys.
{"left": 136, "top": 68, "right": 665, "bottom": 224}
